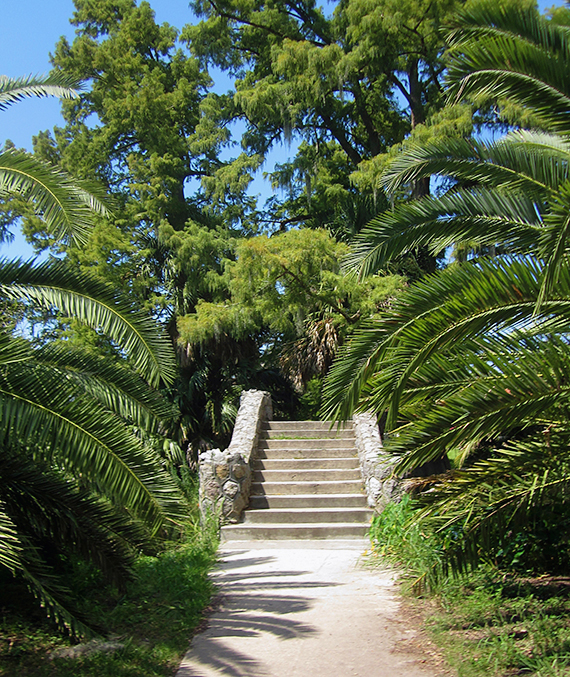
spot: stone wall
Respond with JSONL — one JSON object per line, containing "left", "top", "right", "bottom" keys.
{"left": 352, "top": 412, "right": 400, "bottom": 510}
{"left": 198, "top": 390, "right": 272, "bottom": 524}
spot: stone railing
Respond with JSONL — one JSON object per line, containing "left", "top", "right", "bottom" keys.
{"left": 352, "top": 412, "right": 400, "bottom": 510}
{"left": 198, "top": 389, "right": 272, "bottom": 524}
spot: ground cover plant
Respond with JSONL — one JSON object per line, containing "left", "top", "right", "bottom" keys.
{"left": 0, "top": 516, "right": 218, "bottom": 677}
{"left": 371, "top": 498, "right": 570, "bottom": 677}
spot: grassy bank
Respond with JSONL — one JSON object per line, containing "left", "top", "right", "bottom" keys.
{"left": 371, "top": 497, "right": 570, "bottom": 676}
{"left": 0, "top": 519, "right": 218, "bottom": 676}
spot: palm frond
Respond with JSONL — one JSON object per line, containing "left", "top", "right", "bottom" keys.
{"left": 323, "top": 257, "right": 570, "bottom": 424}
{"left": 345, "top": 188, "right": 541, "bottom": 278}
{"left": 419, "top": 438, "right": 570, "bottom": 530}
{"left": 409, "top": 435, "right": 570, "bottom": 580}
{"left": 1, "top": 452, "right": 144, "bottom": 587}
{"left": 0, "top": 73, "right": 80, "bottom": 111}
{"left": 388, "top": 336, "right": 570, "bottom": 471}
{"left": 0, "top": 498, "right": 95, "bottom": 637}
{"left": 537, "top": 180, "right": 570, "bottom": 308}
{"left": 0, "top": 336, "right": 183, "bottom": 532}
{"left": 0, "top": 258, "right": 176, "bottom": 386}
{"left": 0, "top": 150, "right": 110, "bottom": 244}
{"left": 0, "top": 503, "right": 22, "bottom": 571}
{"left": 446, "top": 2, "right": 570, "bottom": 134}
{"left": 36, "top": 343, "right": 177, "bottom": 430}
{"left": 383, "top": 132, "right": 570, "bottom": 196}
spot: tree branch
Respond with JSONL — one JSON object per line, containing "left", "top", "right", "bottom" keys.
{"left": 350, "top": 80, "right": 382, "bottom": 157}
{"left": 278, "top": 263, "right": 358, "bottom": 323}
{"left": 319, "top": 110, "right": 363, "bottom": 166}
{"left": 389, "top": 75, "right": 412, "bottom": 108}
{"left": 207, "top": 0, "right": 325, "bottom": 47}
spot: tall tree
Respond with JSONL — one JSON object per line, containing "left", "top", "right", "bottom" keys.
{"left": 14, "top": 0, "right": 453, "bottom": 448}
{"left": 185, "top": 0, "right": 466, "bottom": 229}
{"left": 15, "top": 0, "right": 271, "bottom": 451}
{"left": 27, "top": 0, "right": 256, "bottom": 304}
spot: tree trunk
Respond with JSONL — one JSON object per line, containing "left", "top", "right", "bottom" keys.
{"left": 408, "top": 59, "right": 435, "bottom": 272}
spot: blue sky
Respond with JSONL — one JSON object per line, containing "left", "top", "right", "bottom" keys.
{"left": 0, "top": 0, "right": 565, "bottom": 257}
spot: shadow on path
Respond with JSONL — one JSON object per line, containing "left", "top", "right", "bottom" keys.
{"left": 176, "top": 550, "right": 331, "bottom": 677}
{"left": 177, "top": 638, "right": 269, "bottom": 677}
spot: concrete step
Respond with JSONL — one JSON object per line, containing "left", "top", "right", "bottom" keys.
{"left": 262, "top": 421, "right": 353, "bottom": 432}
{"left": 244, "top": 507, "right": 373, "bottom": 524}
{"left": 249, "top": 493, "right": 369, "bottom": 509}
{"left": 259, "top": 439, "right": 355, "bottom": 451}
{"left": 256, "top": 447, "right": 356, "bottom": 459}
{"left": 261, "top": 429, "right": 355, "bottom": 440}
{"left": 251, "top": 480, "right": 365, "bottom": 495}
{"left": 253, "top": 458, "right": 359, "bottom": 470}
{"left": 252, "top": 468, "right": 362, "bottom": 482}
{"left": 220, "top": 523, "right": 369, "bottom": 540}
{"left": 227, "top": 418, "right": 368, "bottom": 542}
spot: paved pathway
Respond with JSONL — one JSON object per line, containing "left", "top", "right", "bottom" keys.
{"left": 176, "top": 540, "right": 441, "bottom": 677}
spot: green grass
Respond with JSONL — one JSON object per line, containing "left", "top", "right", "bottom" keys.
{"left": 370, "top": 497, "right": 570, "bottom": 676}
{"left": 0, "top": 520, "right": 219, "bottom": 676}
{"left": 427, "top": 572, "right": 570, "bottom": 676}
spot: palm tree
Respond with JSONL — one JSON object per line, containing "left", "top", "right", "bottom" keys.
{"left": 0, "top": 75, "right": 181, "bottom": 635}
{"left": 0, "top": 74, "right": 110, "bottom": 244}
{"left": 323, "top": 1, "right": 570, "bottom": 575}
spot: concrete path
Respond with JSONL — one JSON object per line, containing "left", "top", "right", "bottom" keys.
{"left": 176, "top": 540, "right": 442, "bottom": 677}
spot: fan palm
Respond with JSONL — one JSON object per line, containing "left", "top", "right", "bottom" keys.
{"left": 0, "top": 75, "right": 181, "bottom": 635}
{"left": 323, "top": 1, "right": 570, "bottom": 575}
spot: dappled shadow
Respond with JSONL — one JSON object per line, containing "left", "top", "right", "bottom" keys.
{"left": 207, "top": 598, "right": 317, "bottom": 639}
{"left": 177, "top": 637, "right": 270, "bottom": 677}
{"left": 176, "top": 550, "right": 335, "bottom": 677}
{"left": 219, "top": 593, "right": 313, "bottom": 615}
{"left": 214, "top": 554, "right": 277, "bottom": 571}
{"left": 217, "top": 568, "right": 337, "bottom": 592}
{"left": 217, "top": 569, "right": 311, "bottom": 583}
{"left": 214, "top": 592, "right": 313, "bottom": 624}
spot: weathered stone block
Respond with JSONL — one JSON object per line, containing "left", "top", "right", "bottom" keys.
{"left": 232, "top": 464, "right": 247, "bottom": 480}
{"left": 222, "top": 480, "right": 240, "bottom": 498}
{"left": 198, "top": 390, "right": 272, "bottom": 525}
{"left": 215, "top": 464, "right": 230, "bottom": 480}
{"left": 205, "top": 480, "right": 221, "bottom": 501}
{"left": 232, "top": 494, "right": 247, "bottom": 516}
{"left": 221, "top": 498, "right": 234, "bottom": 517}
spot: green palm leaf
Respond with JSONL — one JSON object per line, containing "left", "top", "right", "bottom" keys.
{"left": 345, "top": 187, "right": 541, "bottom": 278}
{"left": 1, "top": 452, "right": 145, "bottom": 583}
{"left": 383, "top": 132, "right": 570, "bottom": 196}
{"left": 0, "top": 258, "right": 176, "bottom": 387}
{"left": 349, "top": 130, "right": 570, "bottom": 279}
{"left": 323, "top": 257, "right": 570, "bottom": 424}
{"left": 446, "top": 2, "right": 570, "bottom": 135}
{"left": 0, "top": 73, "right": 80, "bottom": 111}
{"left": 0, "top": 71, "right": 183, "bottom": 636}
{"left": 0, "top": 503, "right": 22, "bottom": 572}
{"left": 327, "top": 1, "right": 570, "bottom": 581}
{"left": 388, "top": 336, "right": 570, "bottom": 471}
{"left": 0, "top": 334, "right": 182, "bottom": 531}
{"left": 0, "top": 150, "right": 110, "bottom": 244}
{"left": 37, "top": 343, "right": 177, "bottom": 430}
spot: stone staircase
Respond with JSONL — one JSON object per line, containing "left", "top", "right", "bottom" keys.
{"left": 221, "top": 420, "right": 373, "bottom": 540}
